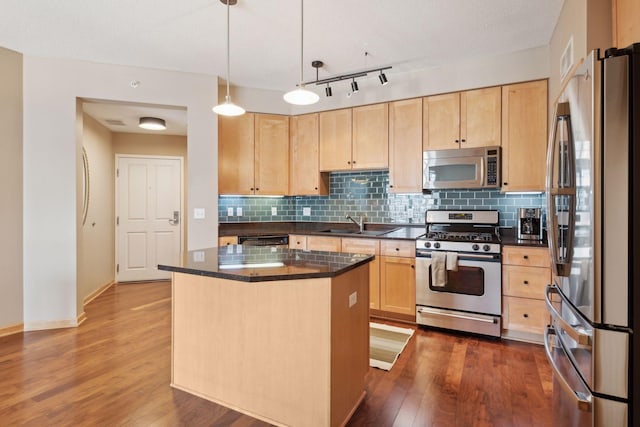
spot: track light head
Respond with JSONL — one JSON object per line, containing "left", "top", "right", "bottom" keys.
{"left": 378, "top": 71, "right": 388, "bottom": 85}
{"left": 351, "top": 79, "right": 359, "bottom": 93}
{"left": 325, "top": 85, "right": 333, "bottom": 97}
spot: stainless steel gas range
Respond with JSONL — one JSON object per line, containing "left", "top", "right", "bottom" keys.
{"left": 415, "top": 210, "right": 502, "bottom": 337}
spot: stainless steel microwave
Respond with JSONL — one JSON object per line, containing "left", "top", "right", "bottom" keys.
{"left": 422, "top": 146, "right": 501, "bottom": 190}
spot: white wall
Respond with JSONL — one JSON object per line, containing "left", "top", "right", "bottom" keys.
{"left": 0, "top": 47, "right": 23, "bottom": 330}
{"left": 23, "top": 56, "right": 217, "bottom": 329}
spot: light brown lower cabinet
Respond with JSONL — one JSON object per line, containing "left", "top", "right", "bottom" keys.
{"left": 501, "top": 245, "right": 552, "bottom": 343}
{"left": 289, "top": 234, "right": 416, "bottom": 320}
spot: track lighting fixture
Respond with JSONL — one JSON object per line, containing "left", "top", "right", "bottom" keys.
{"left": 303, "top": 63, "right": 391, "bottom": 98}
{"left": 213, "top": 0, "right": 245, "bottom": 117}
{"left": 139, "top": 117, "right": 166, "bottom": 131}
{"left": 378, "top": 71, "right": 388, "bottom": 85}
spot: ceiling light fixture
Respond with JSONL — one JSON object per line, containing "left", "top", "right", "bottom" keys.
{"left": 378, "top": 71, "right": 388, "bottom": 85}
{"left": 139, "top": 117, "right": 166, "bottom": 131}
{"left": 350, "top": 79, "right": 359, "bottom": 93}
{"left": 283, "top": 0, "right": 319, "bottom": 106}
{"left": 325, "top": 84, "right": 332, "bottom": 97}
{"left": 213, "top": 0, "right": 245, "bottom": 117}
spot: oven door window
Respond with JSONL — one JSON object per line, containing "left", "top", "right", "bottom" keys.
{"left": 429, "top": 264, "right": 484, "bottom": 296}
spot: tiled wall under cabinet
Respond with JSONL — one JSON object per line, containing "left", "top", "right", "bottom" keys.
{"left": 218, "top": 171, "right": 546, "bottom": 229}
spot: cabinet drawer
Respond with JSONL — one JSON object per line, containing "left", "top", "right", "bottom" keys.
{"left": 380, "top": 240, "right": 415, "bottom": 258}
{"left": 503, "top": 265, "right": 551, "bottom": 299}
{"left": 218, "top": 236, "right": 238, "bottom": 246}
{"left": 502, "top": 246, "right": 550, "bottom": 268}
{"left": 341, "top": 238, "right": 379, "bottom": 255}
{"left": 502, "top": 296, "right": 549, "bottom": 335}
{"left": 288, "top": 235, "right": 307, "bottom": 250}
{"left": 306, "top": 236, "right": 341, "bottom": 252}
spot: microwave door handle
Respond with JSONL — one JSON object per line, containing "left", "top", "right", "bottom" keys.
{"left": 543, "top": 326, "right": 592, "bottom": 412}
{"left": 545, "top": 285, "right": 592, "bottom": 346}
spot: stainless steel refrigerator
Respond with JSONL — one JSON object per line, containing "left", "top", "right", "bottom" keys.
{"left": 544, "top": 44, "right": 639, "bottom": 427}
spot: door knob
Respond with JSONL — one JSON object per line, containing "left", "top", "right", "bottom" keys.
{"left": 169, "top": 210, "right": 180, "bottom": 225}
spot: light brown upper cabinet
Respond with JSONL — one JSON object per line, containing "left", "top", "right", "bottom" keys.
{"left": 218, "top": 113, "right": 255, "bottom": 195}
{"left": 289, "top": 113, "right": 329, "bottom": 196}
{"left": 613, "top": 0, "right": 640, "bottom": 48}
{"left": 218, "top": 113, "right": 289, "bottom": 195}
{"left": 423, "top": 87, "right": 501, "bottom": 150}
{"left": 319, "top": 108, "right": 352, "bottom": 171}
{"left": 388, "top": 98, "right": 423, "bottom": 193}
{"left": 319, "top": 104, "right": 388, "bottom": 171}
{"left": 501, "top": 80, "right": 548, "bottom": 192}
{"left": 351, "top": 103, "right": 389, "bottom": 169}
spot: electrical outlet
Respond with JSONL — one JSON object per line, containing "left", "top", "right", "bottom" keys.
{"left": 193, "top": 251, "right": 205, "bottom": 262}
{"left": 303, "top": 207, "right": 311, "bottom": 216}
{"left": 236, "top": 207, "right": 243, "bottom": 217}
{"left": 348, "top": 291, "right": 357, "bottom": 308}
{"left": 271, "top": 207, "right": 277, "bottom": 216}
{"left": 194, "top": 208, "right": 205, "bottom": 219}
{"left": 227, "top": 207, "right": 234, "bottom": 217}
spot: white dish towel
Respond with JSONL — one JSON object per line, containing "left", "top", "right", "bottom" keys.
{"left": 431, "top": 252, "right": 447, "bottom": 287}
{"left": 446, "top": 252, "right": 458, "bottom": 272}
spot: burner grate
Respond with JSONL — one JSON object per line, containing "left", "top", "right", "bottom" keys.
{"left": 424, "top": 231, "right": 496, "bottom": 242}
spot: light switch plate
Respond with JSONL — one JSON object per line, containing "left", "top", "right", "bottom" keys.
{"left": 271, "top": 207, "right": 277, "bottom": 216}
{"left": 193, "top": 251, "right": 205, "bottom": 262}
{"left": 236, "top": 207, "right": 243, "bottom": 217}
{"left": 227, "top": 207, "right": 234, "bottom": 217}
{"left": 194, "top": 208, "right": 205, "bottom": 219}
{"left": 348, "top": 291, "right": 357, "bottom": 308}
{"left": 303, "top": 207, "right": 311, "bottom": 216}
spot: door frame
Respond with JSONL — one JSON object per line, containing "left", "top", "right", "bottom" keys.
{"left": 114, "top": 153, "right": 185, "bottom": 282}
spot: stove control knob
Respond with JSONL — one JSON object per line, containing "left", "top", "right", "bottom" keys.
{"left": 434, "top": 242, "right": 441, "bottom": 249}
{"left": 424, "top": 242, "right": 431, "bottom": 248}
{"left": 472, "top": 244, "right": 480, "bottom": 251}
{"left": 483, "top": 245, "right": 491, "bottom": 252}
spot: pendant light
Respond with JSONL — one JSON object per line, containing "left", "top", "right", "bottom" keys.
{"left": 213, "top": 0, "right": 245, "bottom": 116}
{"left": 283, "top": 0, "right": 319, "bottom": 106}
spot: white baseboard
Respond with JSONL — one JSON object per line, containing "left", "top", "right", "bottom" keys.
{"left": 83, "top": 280, "right": 116, "bottom": 306}
{"left": 23, "top": 319, "right": 79, "bottom": 331}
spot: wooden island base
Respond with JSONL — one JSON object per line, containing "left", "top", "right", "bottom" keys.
{"left": 171, "top": 264, "right": 369, "bottom": 427}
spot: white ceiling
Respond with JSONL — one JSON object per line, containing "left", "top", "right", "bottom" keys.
{"left": 0, "top": 0, "right": 565, "bottom": 135}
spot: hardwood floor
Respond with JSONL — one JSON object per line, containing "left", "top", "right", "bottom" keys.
{"left": 0, "top": 282, "right": 552, "bottom": 426}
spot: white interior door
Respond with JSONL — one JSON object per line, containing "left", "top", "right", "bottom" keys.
{"left": 116, "top": 155, "right": 183, "bottom": 282}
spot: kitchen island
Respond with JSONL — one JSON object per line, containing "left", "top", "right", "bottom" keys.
{"left": 158, "top": 246, "right": 373, "bottom": 427}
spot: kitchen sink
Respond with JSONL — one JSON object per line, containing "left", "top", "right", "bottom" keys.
{"left": 319, "top": 228, "right": 399, "bottom": 236}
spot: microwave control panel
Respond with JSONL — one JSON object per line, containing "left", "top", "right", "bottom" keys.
{"left": 486, "top": 156, "right": 499, "bottom": 186}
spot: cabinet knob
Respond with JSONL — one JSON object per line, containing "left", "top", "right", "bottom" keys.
{"left": 390, "top": 185, "right": 394, "bottom": 188}
{"left": 454, "top": 139, "right": 459, "bottom": 143}
{"left": 503, "top": 182, "right": 508, "bottom": 186}
{"left": 523, "top": 255, "right": 529, "bottom": 260}
{"left": 347, "top": 161, "right": 351, "bottom": 165}
{"left": 314, "top": 187, "right": 318, "bottom": 190}
{"left": 395, "top": 247, "right": 400, "bottom": 251}
{"left": 352, "top": 160, "right": 356, "bottom": 164}
{"left": 523, "top": 280, "right": 529, "bottom": 285}
{"left": 250, "top": 187, "right": 254, "bottom": 191}
{"left": 461, "top": 139, "right": 466, "bottom": 143}
{"left": 411, "top": 265, "right": 415, "bottom": 269}
{"left": 523, "top": 313, "right": 529, "bottom": 318}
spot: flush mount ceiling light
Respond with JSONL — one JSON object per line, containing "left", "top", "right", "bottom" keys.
{"left": 138, "top": 117, "right": 166, "bottom": 131}
{"left": 283, "top": 0, "right": 319, "bottom": 106}
{"left": 213, "top": 0, "right": 245, "bottom": 117}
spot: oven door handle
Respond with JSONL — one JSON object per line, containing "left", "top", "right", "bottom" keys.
{"left": 417, "top": 307, "right": 498, "bottom": 324}
{"left": 416, "top": 252, "right": 499, "bottom": 261}
{"left": 545, "top": 285, "right": 592, "bottom": 347}
{"left": 543, "top": 326, "right": 592, "bottom": 412}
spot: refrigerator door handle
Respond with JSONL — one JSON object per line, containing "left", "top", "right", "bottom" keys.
{"left": 546, "top": 101, "right": 576, "bottom": 277}
{"left": 544, "top": 326, "right": 592, "bottom": 412}
{"left": 545, "top": 285, "right": 592, "bottom": 346}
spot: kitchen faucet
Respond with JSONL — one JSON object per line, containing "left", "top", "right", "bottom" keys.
{"left": 346, "top": 214, "right": 364, "bottom": 233}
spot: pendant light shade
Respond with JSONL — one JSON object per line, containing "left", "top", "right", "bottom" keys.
{"left": 284, "top": 0, "right": 319, "bottom": 106}
{"left": 213, "top": 0, "right": 245, "bottom": 116}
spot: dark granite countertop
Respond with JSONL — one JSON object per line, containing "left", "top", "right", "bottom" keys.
{"left": 219, "top": 221, "right": 425, "bottom": 241}
{"left": 499, "top": 227, "right": 548, "bottom": 248}
{"left": 158, "top": 246, "right": 374, "bottom": 282}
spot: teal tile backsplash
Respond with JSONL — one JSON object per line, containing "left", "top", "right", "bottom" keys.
{"left": 218, "top": 171, "right": 546, "bottom": 229}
